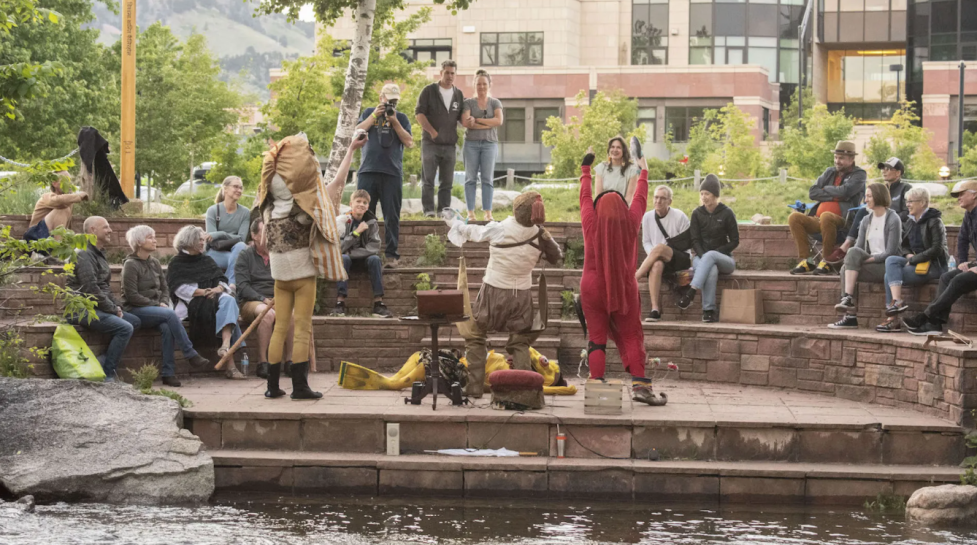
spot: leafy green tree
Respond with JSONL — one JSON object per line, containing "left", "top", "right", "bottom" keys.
{"left": 0, "top": 0, "right": 115, "bottom": 161}
{"left": 541, "top": 89, "right": 643, "bottom": 179}
{"left": 957, "top": 130, "right": 977, "bottom": 177}
{"left": 108, "top": 24, "right": 242, "bottom": 187}
{"left": 864, "top": 102, "right": 942, "bottom": 180}
{"left": 255, "top": 0, "right": 476, "bottom": 182}
{"left": 0, "top": 0, "right": 64, "bottom": 119}
{"left": 691, "top": 105, "right": 767, "bottom": 179}
{"left": 774, "top": 97, "right": 854, "bottom": 179}
{"left": 208, "top": 132, "right": 267, "bottom": 189}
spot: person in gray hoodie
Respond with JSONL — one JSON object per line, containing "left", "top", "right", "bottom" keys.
{"left": 828, "top": 183, "right": 902, "bottom": 329}
{"left": 415, "top": 59, "right": 464, "bottom": 216}
{"left": 332, "top": 189, "right": 392, "bottom": 318}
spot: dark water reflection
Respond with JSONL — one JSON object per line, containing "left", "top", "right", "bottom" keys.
{"left": 2, "top": 493, "right": 977, "bottom": 544}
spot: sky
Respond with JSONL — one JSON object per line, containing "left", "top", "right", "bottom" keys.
{"left": 299, "top": 4, "right": 316, "bottom": 22}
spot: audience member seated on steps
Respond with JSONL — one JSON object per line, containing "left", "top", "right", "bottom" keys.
{"left": 678, "top": 174, "right": 738, "bottom": 323}
{"left": 332, "top": 189, "right": 393, "bottom": 318}
{"left": 167, "top": 224, "right": 246, "bottom": 379}
{"left": 121, "top": 225, "right": 210, "bottom": 387}
{"left": 829, "top": 157, "right": 911, "bottom": 264}
{"left": 788, "top": 140, "right": 866, "bottom": 276}
{"left": 65, "top": 216, "right": 140, "bottom": 382}
{"left": 876, "top": 187, "right": 949, "bottom": 333}
{"left": 904, "top": 180, "right": 977, "bottom": 336}
{"left": 828, "top": 183, "right": 902, "bottom": 329}
{"left": 204, "top": 176, "right": 250, "bottom": 289}
{"left": 235, "top": 218, "right": 317, "bottom": 379}
{"left": 24, "top": 171, "right": 88, "bottom": 245}
{"left": 636, "top": 184, "right": 691, "bottom": 322}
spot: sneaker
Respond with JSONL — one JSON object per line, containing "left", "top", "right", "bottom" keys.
{"left": 828, "top": 314, "right": 859, "bottom": 329}
{"left": 876, "top": 317, "right": 903, "bottom": 333}
{"left": 103, "top": 372, "right": 117, "bottom": 383}
{"left": 886, "top": 300, "right": 909, "bottom": 316}
{"left": 702, "top": 309, "right": 718, "bottom": 323}
{"left": 187, "top": 354, "right": 210, "bottom": 368}
{"left": 834, "top": 294, "right": 855, "bottom": 312}
{"left": 826, "top": 247, "right": 847, "bottom": 265}
{"left": 644, "top": 309, "right": 662, "bottom": 322}
{"left": 161, "top": 375, "right": 182, "bottom": 387}
{"left": 812, "top": 261, "right": 836, "bottom": 275}
{"left": 790, "top": 259, "right": 815, "bottom": 275}
{"left": 630, "top": 135, "right": 644, "bottom": 160}
{"left": 902, "top": 312, "right": 928, "bottom": 329}
{"left": 677, "top": 288, "right": 697, "bottom": 310}
{"left": 907, "top": 320, "right": 942, "bottom": 336}
{"left": 331, "top": 301, "right": 347, "bottom": 317}
{"left": 372, "top": 301, "right": 393, "bottom": 318}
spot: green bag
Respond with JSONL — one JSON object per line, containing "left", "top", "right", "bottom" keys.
{"left": 51, "top": 324, "right": 106, "bottom": 381}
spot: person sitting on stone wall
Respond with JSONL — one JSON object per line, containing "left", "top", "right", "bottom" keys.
{"left": 827, "top": 183, "right": 902, "bottom": 329}
{"left": 876, "top": 186, "right": 949, "bottom": 333}
{"left": 635, "top": 184, "right": 692, "bottom": 322}
{"left": 166, "top": 224, "right": 246, "bottom": 379}
{"left": 331, "top": 189, "right": 393, "bottom": 318}
{"left": 66, "top": 216, "right": 140, "bottom": 382}
{"left": 903, "top": 180, "right": 977, "bottom": 336}
{"left": 23, "top": 171, "right": 88, "bottom": 243}
{"left": 235, "top": 218, "right": 317, "bottom": 379}
{"left": 204, "top": 176, "right": 250, "bottom": 289}
{"left": 122, "top": 225, "right": 210, "bottom": 386}
{"left": 788, "top": 140, "right": 866, "bottom": 276}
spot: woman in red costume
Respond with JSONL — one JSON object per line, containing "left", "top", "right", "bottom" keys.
{"left": 579, "top": 145, "right": 667, "bottom": 406}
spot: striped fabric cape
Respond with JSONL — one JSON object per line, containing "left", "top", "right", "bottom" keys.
{"left": 256, "top": 135, "right": 347, "bottom": 281}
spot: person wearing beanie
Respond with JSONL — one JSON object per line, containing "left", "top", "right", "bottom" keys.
{"left": 443, "top": 191, "right": 563, "bottom": 398}
{"left": 677, "top": 174, "right": 739, "bottom": 322}
{"left": 577, "top": 149, "right": 668, "bottom": 406}
{"left": 788, "top": 140, "right": 866, "bottom": 276}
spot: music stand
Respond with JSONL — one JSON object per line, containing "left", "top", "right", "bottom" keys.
{"left": 401, "top": 314, "right": 468, "bottom": 410}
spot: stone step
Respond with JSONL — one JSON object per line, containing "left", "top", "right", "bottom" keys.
{"left": 17, "top": 318, "right": 977, "bottom": 426}
{"left": 208, "top": 450, "right": 964, "bottom": 504}
{"left": 184, "top": 394, "right": 969, "bottom": 467}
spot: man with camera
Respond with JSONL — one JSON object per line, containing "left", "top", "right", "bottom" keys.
{"left": 355, "top": 82, "right": 413, "bottom": 268}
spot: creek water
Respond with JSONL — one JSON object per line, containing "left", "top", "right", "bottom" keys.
{"left": 3, "top": 493, "right": 977, "bottom": 544}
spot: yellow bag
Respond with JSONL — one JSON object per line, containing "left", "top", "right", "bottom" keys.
{"left": 915, "top": 261, "right": 931, "bottom": 275}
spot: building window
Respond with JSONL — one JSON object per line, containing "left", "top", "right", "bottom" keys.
{"left": 826, "top": 49, "right": 906, "bottom": 122}
{"left": 762, "top": 107, "right": 770, "bottom": 139}
{"left": 965, "top": 104, "right": 977, "bottom": 136}
{"left": 820, "top": 0, "right": 907, "bottom": 43}
{"left": 403, "top": 39, "right": 452, "bottom": 65}
{"left": 632, "top": 0, "right": 669, "bottom": 65}
{"left": 481, "top": 33, "right": 543, "bottom": 67}
{"left": 500, "top": 108, "right": 526, "bottom": 142}
{"left": 637, "top": 107, "right": 657, "bottom": 144}
{"left": 533, "top": 107, "right": 560, "bottom": 143}
{"left": 665, "top": 107, "right": 707, "bottom": 143}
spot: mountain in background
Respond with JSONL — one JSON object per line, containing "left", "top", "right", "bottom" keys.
{"left": 89, "top": 0, "right": 316, "bottom": 101}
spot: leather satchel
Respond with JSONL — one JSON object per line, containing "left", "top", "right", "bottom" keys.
{"left": 416, "top": 289, "right": 465, "bottom": 318}
{"left": 654, "top": 213, "right": 692, "bottom": 253}
{"left": 209, "top": 236, "right": 242, "bottom": 252}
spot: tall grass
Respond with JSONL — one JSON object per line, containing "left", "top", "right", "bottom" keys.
{"left": 0, "top": 176, "right": 44, "bottom": 215}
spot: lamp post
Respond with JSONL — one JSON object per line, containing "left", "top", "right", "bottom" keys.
{"left": 959, "top": 62, "right": 967, "bottom": 173}
{"left": 889, "top": 64, "right": 904, "bottom": 104}
{"left": 940, "top": 165, "right": 951, "bottom": 181}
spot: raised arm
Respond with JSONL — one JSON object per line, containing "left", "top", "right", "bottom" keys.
{"left": 580, "top": 152, "right": 597, "bottom": 234}
{"left": 629, "top": 161, "right": 649, "bottom": 226}
{"left": 326, "top": 132, "right": 368, "bottom": 208}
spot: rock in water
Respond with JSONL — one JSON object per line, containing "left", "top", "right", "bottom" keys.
{"left": 0, "top": 378, "right": 214, "bottom": 505}
{"left": 906, "top": 484, "right": 977, "bottom": 527}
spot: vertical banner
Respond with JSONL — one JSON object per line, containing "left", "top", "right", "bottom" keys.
{"left": 120, "top": 0, "right": 136, "bottom": 198}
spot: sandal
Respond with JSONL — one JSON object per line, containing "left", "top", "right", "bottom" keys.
{"left": 484, "top": 213, "right": 495, "bottom": 222}
{"left": 467, "top": 212, "right": 477, "bottom": 222}
{"left": 217, "top": 346, "right": 230, "bottom": 358}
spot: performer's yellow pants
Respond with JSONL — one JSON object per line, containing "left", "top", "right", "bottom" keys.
{"left": 269, "top": 276, "right": 317, "bottom": 365}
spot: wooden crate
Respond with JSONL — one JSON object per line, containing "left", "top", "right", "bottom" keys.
{"left": 584, "top": 379, "right": 622, "bottom": 415}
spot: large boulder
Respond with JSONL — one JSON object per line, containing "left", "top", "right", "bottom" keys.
{"left": 906, "top": 484, "right": 977, "bottom": 527}
{"left": 910, "top": 182, "right": 949, "bottom": 197}
{"left": 0, "top": 378, "right": 214, "bottom": 505}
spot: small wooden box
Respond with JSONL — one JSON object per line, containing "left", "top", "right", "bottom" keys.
{"left": 416, "top": 289, "right": 464, "bottom": 318}
{"left": 584, "top": 379, "right": 623, "bottom": 415}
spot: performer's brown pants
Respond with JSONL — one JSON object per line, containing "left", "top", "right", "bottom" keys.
{"left": 787, "top": 211, "right": 845, "bottom": 260}
{"left": 464, "top": 320, "right": 539, "bottom": 396}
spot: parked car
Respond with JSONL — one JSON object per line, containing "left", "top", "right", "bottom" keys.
{"left": 173, "top": 162, "right": 217, "bottom": 196}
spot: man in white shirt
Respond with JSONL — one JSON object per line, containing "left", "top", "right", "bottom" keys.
{"left": 635, "top": 185, "right": 692, "bottom": 322}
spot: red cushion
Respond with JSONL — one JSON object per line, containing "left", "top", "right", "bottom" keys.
{"left": 488, "top": 369, "right": 544, "bottom": 391}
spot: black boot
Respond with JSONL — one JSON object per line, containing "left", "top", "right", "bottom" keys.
{"left": 282, "top": 360, "right": 292, "bottom": 377}
{"left": 265, "top": 363, "right": 286, "bottom": 399}
{"left": 289, "top": 361, "right": 322, "bottom": 400}
{"left": 256, "top": 362, "right": 269, "bottom": 379}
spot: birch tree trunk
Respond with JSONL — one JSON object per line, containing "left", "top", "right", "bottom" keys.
{"left": 323, "top": 0, "right": 376, "bottom": 182}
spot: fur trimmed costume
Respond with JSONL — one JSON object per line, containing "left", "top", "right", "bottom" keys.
{"left": 579, "top": 154, "right": 667, "bottom": 406}
{"left": 446, "top": 191, "right": 563, "bottom": 397}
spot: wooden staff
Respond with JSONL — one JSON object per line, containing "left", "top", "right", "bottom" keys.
{"left": 214, "top": 300, "right": 274, "bottom": 370}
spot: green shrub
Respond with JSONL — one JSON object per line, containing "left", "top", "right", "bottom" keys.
{"left": 563, "top": 237, "right": 584, "bottom": 269}
{"left": 414, "top": 272, "right": 432, "bottom": 292}
{"left": 127, "top": 364, "right": 192, "bottom": 408}
{"left": 560, "top": 290, "right": 575, "bottom": 319}
{"left": 0, "top": 330, "right": 32, "bottom": 378}
{"left": 863, "top": 492, "right": 906, "bottom": 513}
{"left": 962, "top": 420, "right": 977, "bottom": 486}
{"left": 416, "top": 234, "right": 446, "bottom": 266}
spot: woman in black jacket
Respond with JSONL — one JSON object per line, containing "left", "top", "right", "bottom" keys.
{"left": 677, "top": 174, "right": 739, "bottom": 323}
{"left": 877, "top": 186, "right": 949, "bottom": 332}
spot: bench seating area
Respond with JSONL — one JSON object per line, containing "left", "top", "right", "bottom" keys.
{"left": 2, "top": 214, "right": 975, "bottom": 427}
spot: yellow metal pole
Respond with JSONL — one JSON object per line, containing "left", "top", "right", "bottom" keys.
{"left": 120, "top": 0, "right": 136, "bottom": 198}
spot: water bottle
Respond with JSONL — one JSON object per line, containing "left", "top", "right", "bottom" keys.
{"left": 949, "top": 255, "right": 957, "bottom": 270}
{"left": 241, "top": 353, "right": 249, "bottom": 377}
